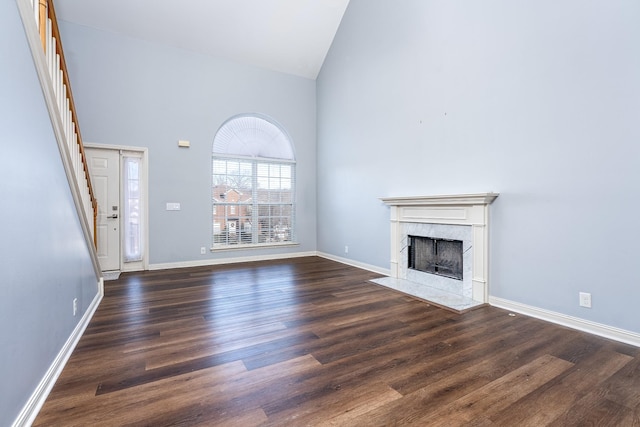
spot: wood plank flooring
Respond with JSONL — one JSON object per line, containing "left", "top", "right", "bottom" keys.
{"left": 34, "top": 256, "right": 640, "bottom": 426}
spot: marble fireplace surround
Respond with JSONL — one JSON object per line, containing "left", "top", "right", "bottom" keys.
{"left": 373, "top": 193, "right": 499, "bottom": 312}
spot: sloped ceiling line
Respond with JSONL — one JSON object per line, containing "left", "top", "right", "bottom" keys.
{"left": 55, "top": 0, "right": 350, "bottom": 79}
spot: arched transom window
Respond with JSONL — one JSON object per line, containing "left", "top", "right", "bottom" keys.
{"left": 212, "top": 114, "right": 296, "bottom": 248}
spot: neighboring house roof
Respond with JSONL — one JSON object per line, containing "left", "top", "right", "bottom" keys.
{"left": 212, "top": 186, "right": 252, "bottom": 203}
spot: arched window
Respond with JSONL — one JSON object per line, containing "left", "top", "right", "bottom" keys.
{"left": 212, "top": 114, "right": 296, "bottom": 248}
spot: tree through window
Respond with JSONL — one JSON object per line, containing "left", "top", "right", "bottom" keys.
{"left": 212, "top": 114, "right": 296, "bottom": 248}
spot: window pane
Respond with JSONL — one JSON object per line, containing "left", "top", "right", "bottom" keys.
{"left": 281, "top": 165, "right": 291, "bottom": 179}
{"left": 257, "top": 163, "right": 269, "bottom": 177}
{"left": 240, "top": 162, "right": 252, "bottom": 176}
{"left": 212, "top": 157, "right": 294, "bottom": 247}
{"left": 213, "top": 160, "right": 227, "bottom": 174}
{"left": 123, "top": 157, "right": 142, "bottom": 262}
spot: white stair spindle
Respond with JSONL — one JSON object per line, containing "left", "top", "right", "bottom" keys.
{"left": 33, "top": 0, "right": 38, "bottom": 27}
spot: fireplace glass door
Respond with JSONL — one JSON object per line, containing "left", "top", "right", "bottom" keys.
{"left": 408, "top": 235, "right": 463, "bottom": 280}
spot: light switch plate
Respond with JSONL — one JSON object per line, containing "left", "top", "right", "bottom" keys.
{"left": 166, "top": 202, "right": 181, "bottom": 211}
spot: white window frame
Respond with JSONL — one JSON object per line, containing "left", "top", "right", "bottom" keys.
{"left": 212, "top": 115, "right": 296, "bottom": 250}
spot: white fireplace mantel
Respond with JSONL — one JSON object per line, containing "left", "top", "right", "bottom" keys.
{"left": 380, "top": 193, "right": 498, "bottom": 207}
{"left": 379, "top": 193, "right": 499, "bottom": 308}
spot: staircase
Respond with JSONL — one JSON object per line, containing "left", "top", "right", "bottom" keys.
{"left": 17, "top": 0, "right": 100, "bottom": 273}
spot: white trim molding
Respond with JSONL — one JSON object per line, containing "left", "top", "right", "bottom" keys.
{"left": 490, "top": 296, "right": 640, "bottom": 348}
{"left": 149, "top": 251, "right": 317, "bottom": 271}
{"left": 380, "top": 193, "right": 499, "bottom": 303}
{"left": 380, "top": 193, "right": 499, "bottom": 207}
{"left": 150, "top": 251, "right": 390, "bottom": 277}
{"left": 12, "top": 280, "right": 104, "bottom": 427}
{"left": 317, "top": 252, "right": 390, "bottom": 276}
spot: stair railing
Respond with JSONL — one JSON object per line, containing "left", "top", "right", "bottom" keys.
{"left": 16, "top": 0, "right": 102, "bottom": 279}
{"left": 22, "top": 0, "right": 99, "bottom": 248}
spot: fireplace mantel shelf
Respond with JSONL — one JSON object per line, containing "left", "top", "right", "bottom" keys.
{"left": 380, "top": 193, "right": 499, "bottom": 207}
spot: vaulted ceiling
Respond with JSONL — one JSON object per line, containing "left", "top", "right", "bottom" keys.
{"left": 55, "top": 0, "right": 350, "bottom": 80}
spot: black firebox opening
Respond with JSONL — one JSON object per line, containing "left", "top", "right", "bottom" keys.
{"left": 408, "top": 235, "right": 463, "bottom": 280}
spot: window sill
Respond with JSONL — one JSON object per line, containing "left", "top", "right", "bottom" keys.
{"left": 210, "top": 242, "right": 299, "bottom": 252}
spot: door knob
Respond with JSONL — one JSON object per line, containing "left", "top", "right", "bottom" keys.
{"left": 107, "top": 214, "right": 118, "bottom": 219}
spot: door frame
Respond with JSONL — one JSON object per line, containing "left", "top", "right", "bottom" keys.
{"left": 85, "top": 143, "right": 149, "bottom": 272}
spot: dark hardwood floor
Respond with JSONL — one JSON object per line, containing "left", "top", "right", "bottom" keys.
{"left": 35, "top": 257, "right": 640, "bottom": 426}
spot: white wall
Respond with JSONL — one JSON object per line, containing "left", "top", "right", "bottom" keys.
{"left": 0, "top": 2, "right": 99, "bottom": 424}
{"left": 59, "top": 22, "right": 318, "bottom": 265}
{"left": 317, "top": 0, "right": 640, "bottom": 333}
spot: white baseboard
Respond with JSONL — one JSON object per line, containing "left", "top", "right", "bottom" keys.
{"left": 489, "top": 296, "right": 640, "bottom": 348}
{"left": 149, "top": 251, "right": 318, "bottom": 271}
{"left": 316, "top": 252, "right": 390, "bottom": 276}
{"left": 148, "top": 251, "right": 390, "bottom": 277}
{"left": 13, "top": 280, "right": 104, "bottom": 427}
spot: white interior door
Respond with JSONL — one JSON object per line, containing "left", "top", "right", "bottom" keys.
{"left": 86, "top": 148, "right": 120, "bottom": 271}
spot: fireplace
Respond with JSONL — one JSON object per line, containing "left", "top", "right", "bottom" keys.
{"left": 373, "top": 193, "right": 499, "bottom": 311}
{"left": 408, "top": 235, "right": 463, "bottom": 280}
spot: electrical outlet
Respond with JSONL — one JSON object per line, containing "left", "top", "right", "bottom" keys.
{"left": 200, "top": 247, "right": 206, "bottom": 255}
{"left": 345, "top": 245, "right": 349, "bottom": 254}
{"left": 579, "top": 292, "right": 592, "bottom": 308}
{"left": 73, "top": 298, "right": 78, "bottom": 316}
